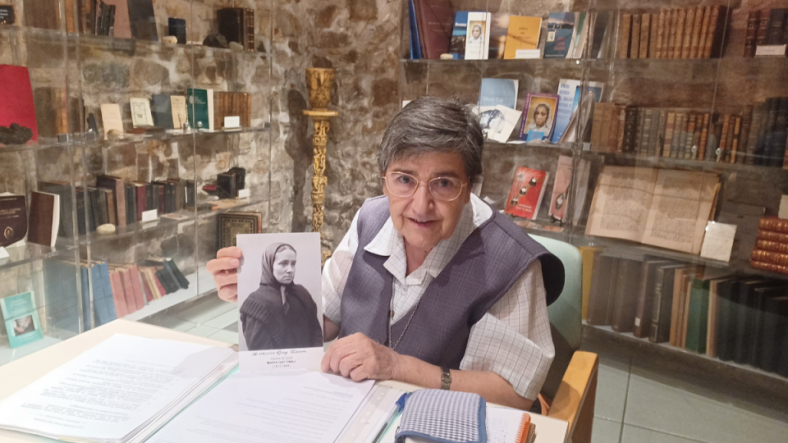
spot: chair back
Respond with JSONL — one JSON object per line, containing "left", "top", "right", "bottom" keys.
{"left": 530, "top": 234, "right": 582, "bottom": 400}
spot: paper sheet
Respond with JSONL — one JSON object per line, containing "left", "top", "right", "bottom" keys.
{"left": 150, "top": 370, "right": 374, "bottom": 443}
{"left": 585, "top": 166, "right": 659, "bottom": 242}
{"left": 700, "top": 222, "right": 737, "bottom": 262}
{"left": 0, "top": 334, "right": 235, "bottom": 442}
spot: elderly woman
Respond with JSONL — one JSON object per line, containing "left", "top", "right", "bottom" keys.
{"left": 207, "top": 97, "right": 563, "bottom": 410}
{"left": 239, "top": 243, "right": 323, "bottom": 351}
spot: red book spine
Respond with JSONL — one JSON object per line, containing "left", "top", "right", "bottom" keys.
{"left": 109, "top": 271, "right": 128, "bottom": 318}
{"left": 0, "top": 65, "right": 39, "bottom": 141}
{"left": 128, "top": 266, "right": 146, "bottom": 309}
{"left": 119, "top": 269, "right": 137, "bottom": 314}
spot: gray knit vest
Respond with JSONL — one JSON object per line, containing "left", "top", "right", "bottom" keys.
{"left": 338, "top": 196, "right": 565, "bottom": 369}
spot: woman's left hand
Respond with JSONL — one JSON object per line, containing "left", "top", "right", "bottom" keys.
{"left": 321, "top": 333, "right": 403, "bottom": 382}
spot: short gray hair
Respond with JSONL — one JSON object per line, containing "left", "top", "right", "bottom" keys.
{"left": 377, "top": 96, "right": 484, "bottom": 182}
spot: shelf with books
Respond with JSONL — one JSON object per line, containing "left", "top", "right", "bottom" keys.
{"left": 122, "top": 269, "right": 217, "bottom": 322}
{"left": 582, "top": 323, "right": 788, "bottom": 390}
{"left": 484, "top": 140, "right": 575, "bottom": 152}
{"left": 579, "top": 149, "right": 788, "bottom": 175}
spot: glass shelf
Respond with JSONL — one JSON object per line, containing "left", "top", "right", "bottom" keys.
{"left": 0, "top": 241, "right": 77, "bottom": 272}
{"left": 580, "top": 150, "right": 788, "bottom": 174}
{"left": 485, "top": 140, "right": 576, "bottom": 152}
{"left": 1, "top": 125, "right": 271, "bottom": 153}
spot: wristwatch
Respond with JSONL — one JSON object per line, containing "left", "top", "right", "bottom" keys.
{"left": 440, "top": 366, "right": 452, "bottom": 390}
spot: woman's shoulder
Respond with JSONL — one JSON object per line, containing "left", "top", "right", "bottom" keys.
{"left": 240, "top": 287, "right": 282, "bottom": 318}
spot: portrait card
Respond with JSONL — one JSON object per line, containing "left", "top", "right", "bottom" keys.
{"left": 518, "top": 93, "right": 560, "bottom": 141}
{"left": 464, "top": 12, "right": 491, "bottom": 60}
{"left": 236, "top": 232, "right": 323, "bottom": 372}
{"left": 1, "top": 292, "right": 44, "bottom": 348}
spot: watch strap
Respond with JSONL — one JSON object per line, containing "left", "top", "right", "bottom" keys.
{"left": 440, "top": 366, "right": 452, "bottom": 390}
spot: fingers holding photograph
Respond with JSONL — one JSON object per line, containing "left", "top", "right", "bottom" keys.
{"left": 236, "top": 233, "right": 323, "bottom": 354}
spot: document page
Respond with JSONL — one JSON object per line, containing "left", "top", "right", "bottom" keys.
{"left": 0, "top": 334, "right": 234, "bottom": 442}
{"left": 585, "top": 166, "right": 660, "bottom": 242}
{"left": 150, "top": 370, "right": 375, "bottom": 443}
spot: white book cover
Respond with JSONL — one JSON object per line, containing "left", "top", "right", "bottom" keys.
{"left": 99, "top": 103, "right": 124, "bottom": 139}
{"left": 476, "top": 105, "right": 522, "bottom": 143}
{"left": 465, "top": 12, "right": 491, "bottom": 60}
{"left": 129, "top": 98, "right": 154, "bottom": 127}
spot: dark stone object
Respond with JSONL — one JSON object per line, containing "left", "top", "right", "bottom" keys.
{"left": 0, "top": 124, "right": 33, "bottom": 145}
{"left": 203, "top": 34, "right": 229, "bottom": 49}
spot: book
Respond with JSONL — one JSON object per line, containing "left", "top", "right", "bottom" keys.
{"left": 447, "top": 11, "right": 467, "bottom": 59}
{"left": 745, "top": 10, "right": 760, "bottom": 57}
{"left": 414, "top": 0, "right": 454, "bottom": 59}
{"left": 478, "top": 78, "right": 518, "bottom": 109}
{"left": 0, "top": 65, "right": 39, "bottom": 142}
{"left": 656, "top": 10, "right": 666, "bottom": 58}
{"left": 0, "top": 195, "right": 27, "bottom": 247}
{"left": 649, "top": 12, "right": 658, "bottom": 58}
{"left": 96, "top": 175, "right": 126, "bottom": 227}
{"left": 168, "top": 17, "right": 187, "bottom": 44}
{"left": 673, "top": 8, "right": 686, "bottom": 59}
{"left": 127, "top": 0, "right": 157, "bottom": 40}
{"left": 503, "top": 15, "right": 541, "bottom": 59}
{"left": 649, "top": 264, "right": 686, "bottom": 343}
{"left": 95, "top": 262, "right": 117, "bottom": 326}
{"left": 102, "top": 0, "right": 130, "bottom": 38}
{"left": 488, "top": 13, "right": 509, "bottom": 59}
{"left": 611, "top": 257, "right": 643, "bottom": 333}
{"left": 0, "top": 5, "right": 15, "bottom": 25}
{"left": 767, "top": 9, "right": 786, "bottom": 45}
{"left": 187, "top": 88, "right": 214, "bottom": 131}
{"left": 1, "top": 292, "right": 44, "bottom": 348}
{"left": 548, "top": 155, "right": 572, "bottom": 224}
{"left": 504, "top": 167, "right": 549, "bottom": 220}
{"left": 630, "top": 13, "right": 641, "bottom": 59}
{"left": 27, "top": 191, "right": 60, "bottom": 248}
{"left": 639, "top": 13, "right": 650, "bottom": 58}
{"left": 464, "top": 12, "right": 491, "bottom": 60}
{"left": 689, "top": 6, "right": 704, "bottom": 58}
{"left": 680, "top": 7, "right": 695, "bottom": 59}
{"left": 759, "top": 295, "right": 788, "bottom": 372}
{"left": 589, "top": 11, "right": 613, "bottom": 59}
{"left": 585, "top": 166, "right": 720, "bottom": 255}
{"left": 100, "top": 103, "right": 124, "bottom": 139}
{"left": 756, "top": 8, "right": 771, "bottom": 46}
{"left": 544, "top": 12, "right": 575, "bottom": 59}
{"left": 570, "top": 12, "right": 589, "bottom": 59}
{"left": 587, "top": 254, "right": 618, "bottom": 325}
{"left": 685, "top": 276, "right": 714, "bottom": 353}
{"left": 633, "top": 260, "right": 673, "bottom": 338}
{"left": 616, "top": 13, "right": 632, "bottom": 58}
{"left": 217, "top": 8, "right": 245, "bottom": 46}
{"left": 669, "top": 265, "right": 703, "bottom": 347}
{"left": 703, "top": 6, "right": 723, "bottom": 58}
{"left": 518, "top": 93, "right": 559, "bottom": 142}
{"left": 217, "top": 212, "right": 262, "bottom": 248}
{"left": 170, "top": 95, "right": 188, "bottom": 129}
{"left": 578, "top": 246, "right": 601, "bottom": 320}
{"left": 622, "top": 106, "right": 638, "bottom": 152}
{"left": 666, "top": 9, "right": 678, "bottom": 58}
{"left": 151, "top": 94, "right": 174, "bottom": 129}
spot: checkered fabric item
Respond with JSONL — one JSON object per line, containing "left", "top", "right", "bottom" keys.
{"left": 396, "top": 389, "right": 487, "bottom": 443}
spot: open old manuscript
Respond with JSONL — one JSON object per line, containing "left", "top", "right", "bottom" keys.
{"left": 585, "top": 166, "right": 720, "bottom": 255}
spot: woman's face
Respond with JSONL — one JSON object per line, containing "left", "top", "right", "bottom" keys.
{"left": 534, "top": 106, "right": 548, "bottom": 127}
{"left": 273, "top": 248, "right": 297, "bottom": 285}
{"left": 384, "top": 151, "right": 470, "bottom": 253}
{"left": 472, "top": 26, "right": 481, "bottom": 39}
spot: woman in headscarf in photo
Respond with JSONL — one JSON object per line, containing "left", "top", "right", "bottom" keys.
{"left": 524, "top": 103, "right": 552, "bottom": 140}
{"left": 239, "top": 243, "right": 323, "bottom": 350}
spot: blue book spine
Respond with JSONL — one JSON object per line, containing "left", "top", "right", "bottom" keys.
{"left": 408, "top": 0, "right": 423, "bottom": 59}
{"left": 90, "top": 264, "right": 109, "bottom": 326}
{"left": 80, "top": 266, "right": 92, "bottom": 331}
{"left": 449, "top": 11, "right": 469, "bottom": 59}
{"left": 100, "top": 262, "right": 118, "bottom": 321}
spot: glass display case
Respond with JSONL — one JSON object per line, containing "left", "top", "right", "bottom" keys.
{"left": 0, "top": 0, "right": 273, "bottom": 364}
{"left": 399, "top": 0, "right": 788, "bottom": 386}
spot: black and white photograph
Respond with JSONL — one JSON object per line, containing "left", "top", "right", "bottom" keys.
{"left": 236, "top": 233, "right": 323, "bottom": 353}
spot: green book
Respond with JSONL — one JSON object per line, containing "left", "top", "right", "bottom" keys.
{"left": 186, "top": 88, "right": 214, "bottom": 131}
{"left": 1, "top": 292, "right": 44, "bottom": 348}
{"left": 685, "top": 277, "right": 711, "bottom": 354}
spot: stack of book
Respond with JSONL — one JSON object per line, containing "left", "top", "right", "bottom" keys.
{"left": 78, "top": 257, "right": 190, "bottom": 330}
{"left": 586, "top": 252, "right": 788, "bottom": 378}
{"left": 217, "top": 7, "right": 256, "bottom": 51}
{"left": 589, "top": 100, "right": 788, "bottom": 166}
{"left": 751, "top": 217, "right": 788, "bottom": 274}
{"left": 745, "top": 9, "right": 788, "bottom": 57}
{"left": 616, "top": 6, "right": 728, "bottom": 59}
{"left": 38, "top": 178, "right": 194, "bottom": 237}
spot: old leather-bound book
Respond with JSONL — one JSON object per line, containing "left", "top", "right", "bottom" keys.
{"left": 28, "top": 191, "right": 60, "bottom": 248}
{"left": 217, "top": 212, "right": 262, "bottom": 249}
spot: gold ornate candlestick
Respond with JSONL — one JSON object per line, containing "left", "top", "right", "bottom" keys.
{"left": 303, "top": 68, "right": 338, "bottom": 264}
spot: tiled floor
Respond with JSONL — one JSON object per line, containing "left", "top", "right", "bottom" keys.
{"left": 582, "top": 340, "right": 788, "bottom": 443}
{"left": 149, "top": 296, "right": 788, "bottom": 443}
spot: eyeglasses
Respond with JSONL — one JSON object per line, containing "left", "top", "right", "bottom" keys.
{"left": 383, "top": 172, "right": 467, "bottom": 202}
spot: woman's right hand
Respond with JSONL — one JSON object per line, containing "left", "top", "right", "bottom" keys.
{"left": 207, "top": 247, "right": 243, "bottom": 302}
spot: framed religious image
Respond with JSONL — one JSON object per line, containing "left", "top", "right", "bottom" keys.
{"left": 236, "top": 232, "right": 323, "bottom": 371}
{"left": 518, "top": 92, "right": 560, "bottom": 142}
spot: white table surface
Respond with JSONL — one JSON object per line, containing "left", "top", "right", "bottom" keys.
{"left": 0, "top": 319, "right": 568, "bottom": 443}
